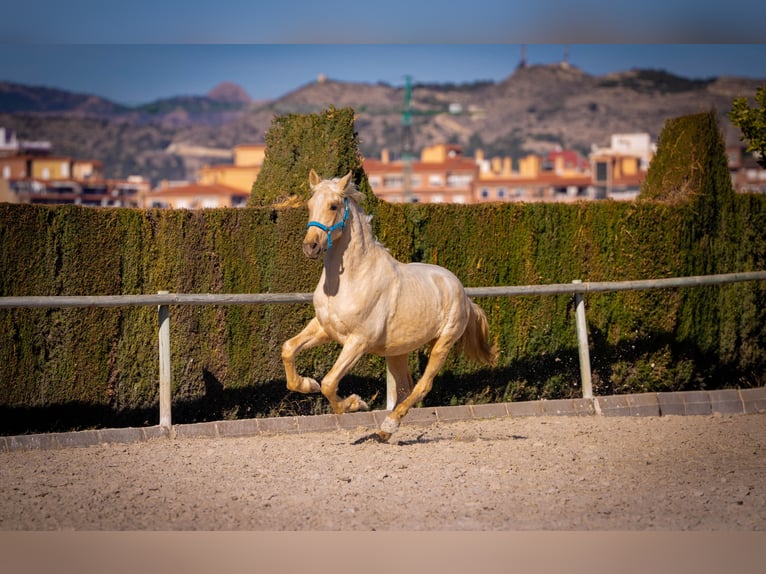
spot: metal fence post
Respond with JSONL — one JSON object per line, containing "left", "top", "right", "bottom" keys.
{"left": 157, "top": 291, "right": 172, "bottom": 430}
{"left": 572, "top": 280, "right": 593, "bottom": 399}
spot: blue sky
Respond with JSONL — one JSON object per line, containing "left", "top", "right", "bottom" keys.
{"left": 2, "top": 44, "right": 765, "bottom": 107}
{"left": 1, "top": 2, "right": 764, "bottom": 106}
{"left": 3, "top": 1, "right": 764, "bottom": 43}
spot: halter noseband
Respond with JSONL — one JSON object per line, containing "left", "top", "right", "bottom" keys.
{"left": 306, "top": 197, "right": 350, "bottom": 250}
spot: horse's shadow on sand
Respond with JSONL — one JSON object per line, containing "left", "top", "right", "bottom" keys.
{"left": 351, "top": 430, "right": 528, "bottom": 446}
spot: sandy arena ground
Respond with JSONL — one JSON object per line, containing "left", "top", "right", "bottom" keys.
{"left": 1, "top": 413, "right": 764, "bottom": 530}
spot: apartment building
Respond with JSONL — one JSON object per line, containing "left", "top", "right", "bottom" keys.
{"left": 590, "top": 133, "right": 655, "bottom": 200}
{"left": 0, "top": 127, "right": 51, "bottom": 157}
{"left": 197, "top": 143, "right": 265, "bottom": 193}
{"left": 0, "top": 148, "right": 148, "bottom": 207}
{"left": 727, "top": 144, "right": 766, "bottom": 194}
{"left": 145, "top": 181, "right": 248, "bottom": 209}
{"left": 364, "top": 142, "right": 602, "bottom": 204}
{"left": 363, "top": 144, "right": 478, "bottom": 204}
{"left": 474, "top": 148, "right": 595, "bottom": 202}
{"left": 140, "top": 143, "right": 265, "bottom": 208}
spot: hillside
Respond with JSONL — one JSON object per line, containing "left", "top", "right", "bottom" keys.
{"left": 0, "top": 66, "right": 762, "bottom": 183}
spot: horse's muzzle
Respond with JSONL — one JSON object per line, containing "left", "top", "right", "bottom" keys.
{"left": 303, "top": 240, "right": 323, "bottom": 259}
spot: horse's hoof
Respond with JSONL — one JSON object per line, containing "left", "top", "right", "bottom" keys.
{"left": 380, "top": 416, "right": 400, "bottom": 435}
{"left": 302, "top": 377, "right": 321, "bottom": 393}
{"left": 375, "top": 430, "right": 392, "bottom": 443}
{"left": 347, "top": 395, "right": 369, "bottom": 412}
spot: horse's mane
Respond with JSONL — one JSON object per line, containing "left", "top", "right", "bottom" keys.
{"left": 331, "top": 177, "right": 389, "bottom": 253}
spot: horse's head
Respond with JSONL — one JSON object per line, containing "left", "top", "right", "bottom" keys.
{"left": 303, "top": 169, "right": 353, "bottom": 259}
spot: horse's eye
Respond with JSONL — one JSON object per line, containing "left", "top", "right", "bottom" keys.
{"left": 329, "top": 204, "right": 338, "bottom": 211}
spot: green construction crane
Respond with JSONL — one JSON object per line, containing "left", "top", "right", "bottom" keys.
{"left": 397, "top": 74, "right": 483, "bottom": 202}
{"left": 401, "top": 75, "right": 416, "bottom": 202}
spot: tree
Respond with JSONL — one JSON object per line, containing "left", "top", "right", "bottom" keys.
{"left": 729, "top": 86, "right": 766, "bottom": 169}
{"left": 640, "top": 109, "right": 734, "bottom": 209}
{"left": 248, "top": 106, "right": 377, "bottom": 213}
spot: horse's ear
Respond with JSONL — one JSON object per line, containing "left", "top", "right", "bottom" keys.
{"left": 338, "top": 171, "right": 353, "bottom": 193}
{"left": 309, "top": 169, "right": 321, "bottom": 187}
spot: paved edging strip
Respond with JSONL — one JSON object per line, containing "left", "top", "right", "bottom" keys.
{"left": 2, "top": 388, "right": 765, "bottom": 452}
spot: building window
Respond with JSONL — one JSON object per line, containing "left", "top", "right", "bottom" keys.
{"left": 369, "top": 176, "right": 381, "bottom": 187}
{"left": 2, "top": 166, "right": 9, "bottom": 179}
{"left": 595, "top": 161, "right": 608, "bottom": 182}
{"left": 42, "top": 167, "right": 50, "bottom": 180}
{"left": 497, "top": 188, "right": 506, "bottom": 198}
{"left": 383, "top": 175, "right": 403, "bottom": 188}
{"left": 428, "top": 174, "right": 443, "bottom": 186}
{"left": 61, "top": 162, "right": 69, "bottom": 177}
{"left": 480, "top": 188, "right": 489, "bottom": 199}
{"left": 447, "top": 174, "right": 471, "bottom": 188}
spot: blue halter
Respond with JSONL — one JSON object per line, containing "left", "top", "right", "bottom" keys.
{"left": 306, "top": 197, "right": 350, "bottom": 250}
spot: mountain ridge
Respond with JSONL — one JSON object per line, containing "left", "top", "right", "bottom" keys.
{"left": 1, "top": 66, "right": 762, "bottom": 183}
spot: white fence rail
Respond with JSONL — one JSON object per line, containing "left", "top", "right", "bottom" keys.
{"left": 2, "top": 270, "right": 765, "bottom": 430}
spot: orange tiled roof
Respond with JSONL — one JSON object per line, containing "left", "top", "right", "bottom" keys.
{"left": 363, "top": 157, "right": 477, "bottom": 172}
{"left": 149, "top": 183, "right": 248, "bottom": 198}
{"left": 476, "top": 173, "right": 592, "bottom": 186}
{"left": 198, "top": 165, "right": 261, "bottom": 172}
{"left": 547, "top": 149, "right": 589, "bottom": 170}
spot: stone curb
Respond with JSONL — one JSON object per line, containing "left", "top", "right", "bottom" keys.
{"left": 2, "top": 388, "right": 764, "bottom": 452}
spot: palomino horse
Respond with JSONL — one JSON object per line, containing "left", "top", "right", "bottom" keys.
{"left": 282, "top": 169, "right": 496, "bottom": 441}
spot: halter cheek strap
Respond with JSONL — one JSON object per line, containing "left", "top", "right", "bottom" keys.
{"left": 306, "top": 197, "right": 349, "bottom": 250}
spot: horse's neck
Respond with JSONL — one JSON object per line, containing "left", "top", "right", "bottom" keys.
{"left": 324, "top": 203, "right": 388, "bottom": 278}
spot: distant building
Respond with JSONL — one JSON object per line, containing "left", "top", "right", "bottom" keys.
{"left": 144, "top": 182, "right": 248, "bottom": 209}
{"left": 0, "top": 145, "right": 148, "bottom": 207}
{"left": 474, "top": 147, "right": 595, "bottom": 202}
{"left": 727, "top": 143, "right": 766, "bottom": 194}
{"left": 143, "top": 143, "right": 264, "bottom": 208}
{"left": 590, "top": 133, "right": 656, "bottom": 201}
{"left": 363, "top": 144, "right": 477, "bottom": 204}
{"left": 197, "top": 144, "right": 265, "bottom": 193}
{"left": 364, "top": 143, "right": 599, "bottom": 204}
{"left": 0, "top": 127, "right": 52, "bottom": 157}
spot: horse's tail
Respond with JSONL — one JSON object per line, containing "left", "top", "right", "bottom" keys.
{"left": 458, "top": 298, "right": 497, "bottom": 366}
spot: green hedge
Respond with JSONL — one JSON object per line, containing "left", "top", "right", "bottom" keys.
{"left": 1, "top": 108, "right": 764, "bottom": 434}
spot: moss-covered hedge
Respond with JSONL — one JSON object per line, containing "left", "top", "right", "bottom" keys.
{"left": 1, "top": 108, "right": 764, "bottom": 434}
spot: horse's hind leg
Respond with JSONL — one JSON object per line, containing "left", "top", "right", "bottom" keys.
{"left": 377, "top": 337, "right": 455, "bottom": 442}
{"left": 385, "top": 354, "right": 414, "bottom": 407}
{"left": 282, "top": 318, "right": 331, "bottom": 394}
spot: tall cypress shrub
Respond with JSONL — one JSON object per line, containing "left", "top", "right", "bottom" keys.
{"left": 249, "top": 107, "right": 379, "bottom": 211}
{"left": 640, "top": 110, "right": 755, "bottom": 385}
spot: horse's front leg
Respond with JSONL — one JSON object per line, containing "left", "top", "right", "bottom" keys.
{"left": 282, "top": 318, "right": 331, "bottom": 394}
{"left": 321, "top": 336, "right": 370, "bottom": 414}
